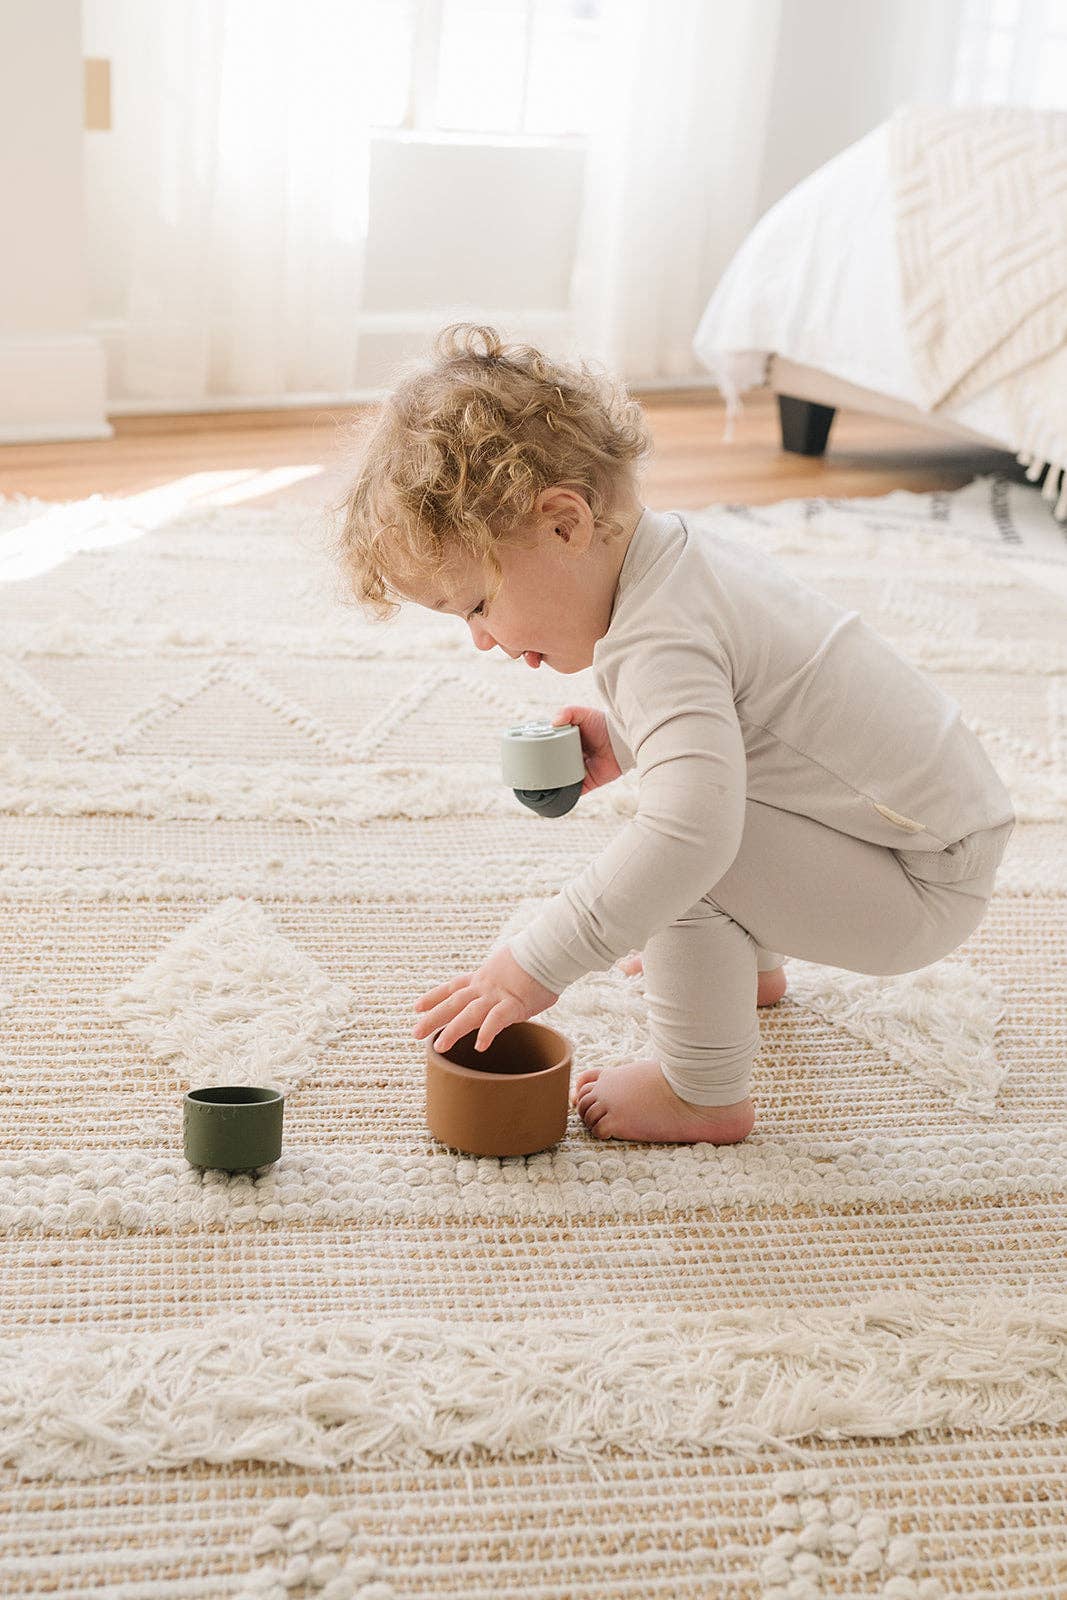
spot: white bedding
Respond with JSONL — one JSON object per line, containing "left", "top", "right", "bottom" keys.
{"left": 692, "top": 121, "right": 1015, "bottom": 448}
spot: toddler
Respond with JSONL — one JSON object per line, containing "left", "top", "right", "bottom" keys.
{"left": 329, "top": 323, "right": 1016, "bottom": 1147}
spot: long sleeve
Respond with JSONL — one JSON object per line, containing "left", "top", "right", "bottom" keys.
{"left": 506, "top": 634, "right": 747, "bottom": 995}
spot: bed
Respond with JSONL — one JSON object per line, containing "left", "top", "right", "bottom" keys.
{"left": 693, "top": 109, "right": 1067, "bottom": 523}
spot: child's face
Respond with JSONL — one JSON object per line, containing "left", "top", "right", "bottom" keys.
{"left": 399, "top": 486, "right": 643, "bottom": 676}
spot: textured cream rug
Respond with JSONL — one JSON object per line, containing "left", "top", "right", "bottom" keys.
{"left": 0, "top": 470, "right": 1064, "bottom": 1598}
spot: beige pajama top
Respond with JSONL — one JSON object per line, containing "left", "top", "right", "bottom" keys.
{"left": 506, "top": 504, "right": 1015, "bottom": 997}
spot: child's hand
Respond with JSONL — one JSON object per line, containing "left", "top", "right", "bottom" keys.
{"left": 552, "top": 706, "right": 622, "bottom": 794}
{"left": 412, "top": 944, "right": 559, "bottom": 1055}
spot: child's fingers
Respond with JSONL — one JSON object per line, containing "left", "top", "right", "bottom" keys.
{"left": 413, "top": 993, "right": 463, "bottom": 1038}
{"left": 474, "top": 1000, "right": 511, "bottom": 1053}
{"left": 413, "top": 1005, "right": 447, "bottom": 1042}
{"left": 412, "top": 987, "right": 470, "bottom": 1040}
{"left": 433, "top": 997, "right": 488, "bottom": 1054}
{"left": 413, "top": 974, "right": 470, "bottom": 1011}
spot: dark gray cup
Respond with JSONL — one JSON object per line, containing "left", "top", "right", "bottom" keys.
{"left": 183, "top": 1086, "right": 284, "bottom": 1172}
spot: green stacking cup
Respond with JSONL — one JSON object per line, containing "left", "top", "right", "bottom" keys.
{"left": 183, "top": 1086, "right": 284, "bottom": 1172}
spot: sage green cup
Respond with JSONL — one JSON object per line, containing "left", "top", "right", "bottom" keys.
{"left": 183, "top": 1086, "right": 284, "bottom": 1172}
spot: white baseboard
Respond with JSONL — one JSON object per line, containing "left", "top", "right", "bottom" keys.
{"left": 0, "top": 335, "right": 113, "bottom": 443}
{"left": 90, "top": 312, "right": 724, "bottom": 417}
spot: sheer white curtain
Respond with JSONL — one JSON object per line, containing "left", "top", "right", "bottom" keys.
{"left": 953, "top": 0, "right": 1067, "bottom": 108}
{"left": 85, "top": 0, "right": 373, "bottom": 403}
{"left": 85, "top": 0, "right": 982, "bottom": 405}
{"left": 567, "top": 0, "right": 784, "bottom": 382}
{"left": 566, "top": 0, "right": 979, "bottom": 384}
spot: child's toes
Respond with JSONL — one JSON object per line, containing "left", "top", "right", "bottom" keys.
{"left": 570, "top": 1067, "right": 600, "bottom": 1105}
{"left": 584, "top": 1102, "right": 610, "bottom": 1136}
{"left": 576, "top": 1086, "right": 596, "bottom": 1117}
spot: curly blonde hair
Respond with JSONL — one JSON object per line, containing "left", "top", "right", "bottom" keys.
{"left": 326, "top": 322, "right": 654, "bottom": 622}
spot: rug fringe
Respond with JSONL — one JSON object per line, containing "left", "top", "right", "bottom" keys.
{"left": 1, "top": 1296, "right": 1063, "bottom": 1480}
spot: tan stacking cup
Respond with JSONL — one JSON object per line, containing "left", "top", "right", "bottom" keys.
{"left": 425, "top": 1021, "right": 572, "bottom": 1157}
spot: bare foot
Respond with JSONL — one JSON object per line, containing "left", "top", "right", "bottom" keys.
{"left": 570, "top": 1057, "right": 755, "bottom": 1144}
{"left": 756, "top": 965, "right": 787, "bottom": 1006}
{"left": 617, "top": 950, "right": 787, "bottom": 1007}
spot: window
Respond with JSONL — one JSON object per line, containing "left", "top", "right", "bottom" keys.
{"left": 366, "top": 0, "right": 605, "bottom": 136}
{"left": 952, "top": 0, "right": 1067, "bottom": 108}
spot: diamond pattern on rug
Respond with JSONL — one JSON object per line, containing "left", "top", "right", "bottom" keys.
{"left": 104, "top": 896, "right": 357, "bottom": 1092}
{"left": 784, "top": 958, "right": 1011, "bottom": 1116}
{"left": 121, "top": 670, "right": 334, "bottom": 762}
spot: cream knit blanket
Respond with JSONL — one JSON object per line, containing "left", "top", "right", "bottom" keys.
{"left": 889, "top": 104, "right": 1067, "bottom": 521}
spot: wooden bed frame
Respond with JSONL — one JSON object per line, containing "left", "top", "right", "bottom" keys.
{"left": 768, "top": 355, "right": 1006, "bottom": 457}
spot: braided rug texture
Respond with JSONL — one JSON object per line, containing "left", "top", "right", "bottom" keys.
{"left": 0, "top": 470, "right": 1064, "bottom": 1598}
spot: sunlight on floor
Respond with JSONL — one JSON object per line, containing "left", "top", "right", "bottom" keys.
{"left": 0, "top": 465, "right": 323, "bottom": 582}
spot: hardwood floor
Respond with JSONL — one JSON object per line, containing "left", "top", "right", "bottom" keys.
{"left": 0, "top": 387, "right": 1024, "bottom": 511}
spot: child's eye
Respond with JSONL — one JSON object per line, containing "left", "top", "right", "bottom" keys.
{"left": 467, "top": 601, "right": 484, "bottom": 620}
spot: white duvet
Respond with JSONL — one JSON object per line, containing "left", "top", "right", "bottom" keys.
{"left": 692, "top": 120, "right": 1030, "bottom": 452}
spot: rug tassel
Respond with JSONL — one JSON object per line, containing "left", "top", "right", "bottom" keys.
{"left": 721, "top": 390, "right": 742, "bottom": 445}
{"left": 1015, "top": 449, "right": 1067, "bottom": 521}
{"left": 1050, "top": 464, "right": 1067, "bottom": 522}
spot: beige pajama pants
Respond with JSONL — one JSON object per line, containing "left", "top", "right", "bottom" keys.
{"left": 647, "top": 798, "right": 1016, "bottom": 1108}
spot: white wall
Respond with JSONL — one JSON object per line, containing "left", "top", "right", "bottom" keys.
{"left": 0, "top": 0, "right": 110, "bottom": 442}
{"left": 755, "top": 0, "right": 966, "bottom": 217}
{"left": 362, "top": 136, "right": 582, "bottom": 314}
{"left": 352, "top": 134, "right": 583, "bottom": 391}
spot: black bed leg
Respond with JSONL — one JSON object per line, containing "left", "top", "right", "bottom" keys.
{"left": 778, "top": 394, "right": 836, "bottom": 456}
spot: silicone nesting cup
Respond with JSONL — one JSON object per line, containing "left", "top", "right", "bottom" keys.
{"left": 425, "top": 1020, "right": 572, "bottom": 1157}
{"left": 501, "top": 720, "right": 585, "bottom": 818}
{"left": 183, "top": 1086, "right": 285, "bottom": 1172}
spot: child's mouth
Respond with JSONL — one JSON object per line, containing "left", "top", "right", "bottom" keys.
{"left": 523, "top": 651, "right": 542, "bottom": 668}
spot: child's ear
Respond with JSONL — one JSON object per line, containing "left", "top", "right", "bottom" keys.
{"left": 536, "top": 485, "right": 580, "bottom": 527}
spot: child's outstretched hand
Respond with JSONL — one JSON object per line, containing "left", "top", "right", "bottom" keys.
{"left": 412, "top": 944, "right": 559, "bottom": 1055}
{"left": 551, "top": 706, "right": 622, "bottom": 794}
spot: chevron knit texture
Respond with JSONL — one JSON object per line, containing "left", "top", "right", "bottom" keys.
{"left": 0, "top": 475, "right": 1064, "bottom": 1597}
{"left": 889, "top": 104, "right": 1067, "bottom": 521}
